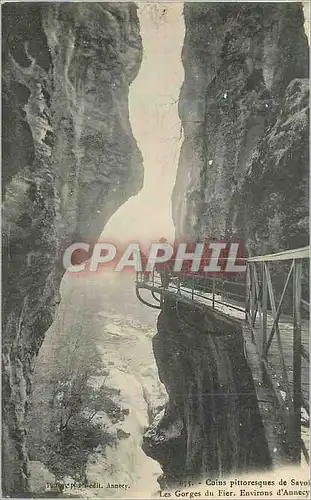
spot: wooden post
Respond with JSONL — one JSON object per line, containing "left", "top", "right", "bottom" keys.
{"left": 252, "top": 263, "right": 263, "bottom": 334}
{"left": 250, "top": 263, "right": 256, "bottom": 324}
{"left": 245, "top": 264, "right": 250, "bottom": 320}
{"left": 262, "top": 262, "right": 268, "bottom": 358}
{"left": 265, "top": 263, "right": 292, "bottom": 405}
{"left": 265, "top": 261, "right": 294, "bottom": 355}
{"left": 191, "top": 275, "right": 194, "bottom": 299}
{"left": 292, "top": 259, "right": 302, "bottom": 463}
{"left": 249, "top": 264, "right": 253, "bottom": 320}
{"left": 212, "top": 279, "right": 215, "bottom": 309}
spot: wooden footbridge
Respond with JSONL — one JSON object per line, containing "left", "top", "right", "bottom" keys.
{"left": 135, "top": 246, "right": 310, "bottom": 465}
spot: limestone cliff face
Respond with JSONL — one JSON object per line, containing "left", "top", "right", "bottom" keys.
{"left": 232, "top": 77, "right": 309, "bottom": 254}
{"left": 145, "top": 3, "right": 309, "bottom": 485}
{"left": 2, "top": 3, "right": 143, "bottom": 495}
{"left": 173, "top": 2, "right": 309, "bottom": 254}
{"left": 143, "top": 301, "right": 271, "bottom": 486}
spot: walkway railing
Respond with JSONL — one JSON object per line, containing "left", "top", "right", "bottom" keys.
{"left": 136, "top": 270, "right": 246, "bottom": 314}
{"left": 136, "top": 246, "right": 309, "bottom": 464}
{"left": 245, "top": 246, "right": 309, "bottom": 464}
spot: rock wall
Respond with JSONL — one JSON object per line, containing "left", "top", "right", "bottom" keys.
{"left": 2, "top": 3, "right": 143, "bottom": 495}
{"left": 173, "top": 2, "right": 309, "bottom": 254}
{"left": 145, "top": 3, "right": 309, "bottom": 485}
{"left": 143, "top": 300, "right": 271, "bottom": 486}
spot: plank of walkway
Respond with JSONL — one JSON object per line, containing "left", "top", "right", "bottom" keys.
{"left": 241, "top": 321, "right": 292, "bottom": 466}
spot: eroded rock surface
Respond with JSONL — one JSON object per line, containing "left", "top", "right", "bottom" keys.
{"left": 143, "top": 301, "right": 271, "bottom": 486}
{"left": 173, "top": 3, "right": 309, "bottom": 254}
{"left": 2, "top": 3, "right": 143, "bottom": 495}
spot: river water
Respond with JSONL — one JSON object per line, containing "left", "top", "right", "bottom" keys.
{"left": 28, "top": 269, "right": 167, "bottom": 497}
{"left": 60, "top": 271, "right": 167, "bottom": 498}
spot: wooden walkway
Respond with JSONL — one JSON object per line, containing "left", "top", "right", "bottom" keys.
{"left": 136, "top": 246, "right": 310, "bottom": 465}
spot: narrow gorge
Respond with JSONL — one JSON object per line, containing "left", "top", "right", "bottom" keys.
{"left": 2, "top": 2, "right": 309, "bottom": 498}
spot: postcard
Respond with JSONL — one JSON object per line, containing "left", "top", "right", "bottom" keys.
{"left": 2, "top": 1, "right": 310, "bottom": 499}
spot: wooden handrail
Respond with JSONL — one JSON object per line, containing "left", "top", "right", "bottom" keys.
{"left": 247, "top": 246, "right": 309, "bottom": 262}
